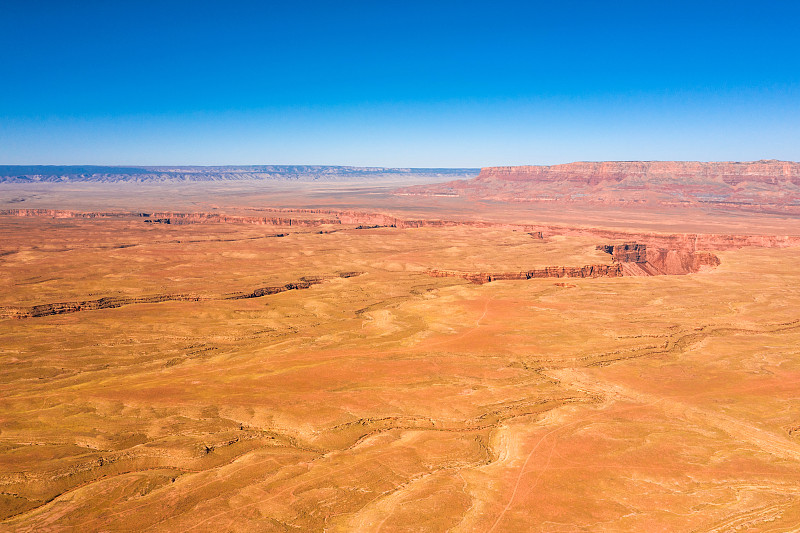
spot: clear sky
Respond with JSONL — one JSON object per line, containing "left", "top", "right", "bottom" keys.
{"left": 1, "top": 0, "right": 799, "bottom": 167}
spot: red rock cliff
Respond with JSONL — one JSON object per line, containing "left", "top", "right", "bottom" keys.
{"left": 397, "top": 160, "right": 800, "bottom": 211}
{"left": 475, "top": 160, "right": 800, "bottom": 186}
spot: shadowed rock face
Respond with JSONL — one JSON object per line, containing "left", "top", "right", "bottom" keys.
{"left": 397, "top": 160, "right": 800, "bottom": 212}
{"left": 597, "top": 243, "right": 647, "bottom": 263}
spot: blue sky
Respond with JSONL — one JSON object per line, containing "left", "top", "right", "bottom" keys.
{"left": 1, "top": 1, "right": 798, "bottom": 166}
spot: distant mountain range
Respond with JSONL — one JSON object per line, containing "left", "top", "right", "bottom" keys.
{"left": 0, "top": 165, "right": 479, "bottom": 183}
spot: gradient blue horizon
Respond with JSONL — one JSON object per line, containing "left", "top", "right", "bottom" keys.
{"left": 1, "top": 0, "right": 799, "bottom": 167}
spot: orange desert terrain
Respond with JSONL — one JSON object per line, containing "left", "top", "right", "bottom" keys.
{"left": 2, "top": 162, "right": 800, "bottom": 532}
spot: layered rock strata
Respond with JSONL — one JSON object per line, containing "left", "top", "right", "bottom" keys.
{"left": 597, "top": 243, "right": 721, "bottom": 276}
{"left": 397, "top": 160, "right": 800, "bottom": 211}
{"left": 475, "top": 160, "right": 800, "bottom": 185}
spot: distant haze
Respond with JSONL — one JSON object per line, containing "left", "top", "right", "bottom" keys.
{"left": 0, "top": 165, "right": 479, "bottom": 183}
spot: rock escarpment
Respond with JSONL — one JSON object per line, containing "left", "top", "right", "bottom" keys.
{"left": 429, "top": 242, "right": 721, "bottom": 284}
{"left": 4, "top": 209, "right": 800, "bottom": 252}
{"left": 475, "top": 160, "right": 800, "bottom": 186}
{"left": 0, "top": 294, "right": 206, "bottom": 319}
{"left": 397, "top": 160, "right": 800, "bottom": 212}
{"left": 3, "top": 207, "right": 794, "bottom": 288}
{"left": 597, "top": 243, "right": 721, "bottom": 276}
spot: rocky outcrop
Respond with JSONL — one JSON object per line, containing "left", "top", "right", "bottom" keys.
{"left": 428, "top": 242, "right": 721, "bottom": 284}
{"left": 597, "top": 243, "right": 721, "bottom": 276}
{"left": 631, "top": 248, "right": 720, "bottom": 276}
{"left": 396, "top": 160, "right": 800, "bottom": 212}
{"left": 597, "top": 243, "right": 647, "bottom": 263}
{"left": 0, "top": 294, "right": 207, "bottom": 319}
{"left": 225, "top": 272, "right": 363, "bottom": 300}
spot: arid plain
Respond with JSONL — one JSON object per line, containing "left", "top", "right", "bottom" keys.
{"left": 2, "top": 163, "right": 800, "bottom": 532}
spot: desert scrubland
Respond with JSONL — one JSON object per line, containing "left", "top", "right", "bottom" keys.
{"left": 2, "top": 163, "right": 800, "bottom": 531}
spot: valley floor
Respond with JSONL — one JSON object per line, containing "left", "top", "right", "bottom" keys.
{"left": 1, "top": 189, "right": 800, "bottom": 531}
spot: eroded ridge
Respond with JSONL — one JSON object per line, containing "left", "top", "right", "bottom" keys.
{"left": 0, "top": 272, "right": 363, "bottom": 319}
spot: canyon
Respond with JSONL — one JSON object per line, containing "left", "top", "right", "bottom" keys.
{"left": 2, "top": 163, "right": 800, "bottom": 531}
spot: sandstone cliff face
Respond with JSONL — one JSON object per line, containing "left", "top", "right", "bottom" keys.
{"left": 597, "top": 243, "right": 721, "bottom": 276}
{"left": 396, "top": 160, "right": 800, "bottom": 211}
{"left": 638, "top": 248, "right": 720, "bottom": 275}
